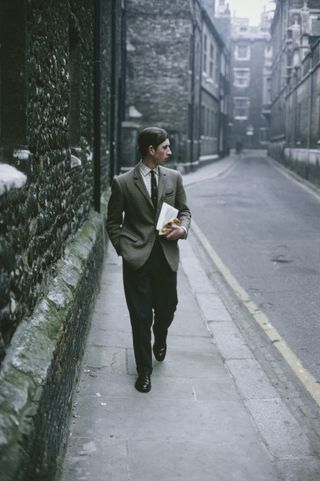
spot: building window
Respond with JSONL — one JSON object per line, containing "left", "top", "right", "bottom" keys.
{"left": 189, "top": 36, "right": 193, "bottom": 71}
{"left": 209, "top": 43, "right": 214, "bottom": 78}
{"left": 188, "top": 103, "right": 193, "bottom": 139}
{"left": 235, "top": 44, "right": 250, "bottom": 60}
{"left": 201, "top": 106, "right": 218, "bottom": 138}
{"left": 196, "top": 40, "right": 201, "bottom": 71}
{"left": 259, "top": 127, "right": 269, "bottom": 142}
{"left": 201, "top": 105, "right": 205, "bottom": 136}
{"left": 212, "top": 110, "right": 215, "bottom": 136}
{"left": 216, "top": 49, "right": 219, "bottom": 82}
{"left": 311, "top": 15, "right": 320, "bottom": 35}
{"left": 221, "top": 53, "right": 226, "bottom": 75}
{"left": 205, "top": 107, "right": 208, "bottom": 135}
{"left": 202, "top": 106, "right": 210, "bottom": 136}
{"left": 233, "top": 97, "right": 250, "bottom": 119}
{"left": 263, "top": 77, "right": 272, "bottom": 105}
{"left": 233, "top": 68, "right": 250, "bottom": 87}
{"left": 203, "top": 33, "right": 207, "bottom": 73}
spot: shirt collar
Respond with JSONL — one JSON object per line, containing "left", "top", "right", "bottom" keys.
{"left": 139, "top": 160, "right": 159, "bottom": 177}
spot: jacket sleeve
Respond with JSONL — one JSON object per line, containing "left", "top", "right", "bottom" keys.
{"left": 175, "top": 172, "right": 191, "bottom": 237}
{"left": 106, "top": 177, "right": 124, "bottom": 255}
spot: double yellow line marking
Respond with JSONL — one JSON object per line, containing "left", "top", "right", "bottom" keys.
{"left": 191, "top": 219, "right": 320, "bottom": 407}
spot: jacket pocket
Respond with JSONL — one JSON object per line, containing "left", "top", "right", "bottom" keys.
{"left": 120, "top": 230, "right": 138, "bottom": 242}
{"left": 164, "top": 189, "right": 175, "bottom": 202}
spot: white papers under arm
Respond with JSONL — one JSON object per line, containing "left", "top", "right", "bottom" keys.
{"left": 156, "top": 202, "right": 179, "bottom": 231}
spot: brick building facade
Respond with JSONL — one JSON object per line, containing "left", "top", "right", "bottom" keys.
{"left": 269, "top": 0, "right": 320, "bottom": 185}
{"left": 0, "top": 1, "right": 124, "bottom": 480}
{"left": 230, "top": 14, "right": 272, "bottom": 150}
{"left": 201, "top": 9, "right": 227, "bottom": 161}
{"left": 123, "top": 0, "right": 230, "bottom": 172}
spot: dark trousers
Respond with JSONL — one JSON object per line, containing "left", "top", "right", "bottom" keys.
{"left": 123, "top": 239, "right": 178, "bottom": 375}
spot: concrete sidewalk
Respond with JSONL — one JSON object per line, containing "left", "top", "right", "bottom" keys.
{"left": 59, "top": 155, "right": 319, "bottom": 481}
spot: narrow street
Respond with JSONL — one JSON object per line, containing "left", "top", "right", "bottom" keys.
{"left": 3, "top": 2, "right": 320, "bottom": 480}
{"left": 186, "top": 152, "right": 320, "bottom": 381}
{"left": 60, "top": 156, "right": 320, "bottom": 481}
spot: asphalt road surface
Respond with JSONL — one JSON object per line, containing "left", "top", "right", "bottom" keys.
{"left": 187, "top": 153, "right": 320, "bottom": 381}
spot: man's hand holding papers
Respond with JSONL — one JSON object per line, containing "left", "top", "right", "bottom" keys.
{"left": 157, "top": 202, "right": 186, "bottom": 240}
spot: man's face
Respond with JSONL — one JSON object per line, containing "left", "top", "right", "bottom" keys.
{"left": 150, "top": 139, "right": 172, "bottom": 165}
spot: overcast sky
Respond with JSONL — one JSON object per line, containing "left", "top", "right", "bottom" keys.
{"left": 227, "top": 0, "right": 275, "bottom": 25}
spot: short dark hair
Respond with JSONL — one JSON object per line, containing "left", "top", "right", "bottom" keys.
{"left": 138, "top": 127, "right": 169, "bottom": 158}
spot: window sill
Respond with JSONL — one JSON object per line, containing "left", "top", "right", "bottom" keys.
{"left": 0, "top": 163, "right": 27, "bottom": 196}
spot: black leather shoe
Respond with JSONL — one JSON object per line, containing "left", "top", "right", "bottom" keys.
{"left": 153, "top": 344, "right": 167, "bottom": 362}
{"left": 135, "top": 374, "right": 151, "bottom": 393}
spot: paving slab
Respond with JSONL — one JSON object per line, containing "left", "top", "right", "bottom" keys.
{"left": 226, "top": 358, "right": 280, "bottom": 400}
{"left": 62, "top": 436, "right": 277, "bottom": 481}
{"left": 208, "top": 321, "right": 254, "bottom": 360}
{"left": 196, "top": 292, "right": 233, "bottom": 321}
{"left": 178, "top": 239, "right": 218, "bottom": 295}
{"left": 70, "top": 396, "right": 264, "bottom": 445}
{"left": 245, "top": 398, "right": 314, "bottom": 458}
{"left": 127, "top": 439, "right": 277, "bottom": 481}
{"left": 275, "top": 458, "right": 320, "bottom": 481}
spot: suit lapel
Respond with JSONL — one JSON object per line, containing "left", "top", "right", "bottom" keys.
{"left": 132, "top": 164, "right": 168, "bottom": 216}
{"left": 133, "top": 165, "right": 153, "bottom": 208}
{"left": 157, "top": 166, "right": 167, "bottom": 207}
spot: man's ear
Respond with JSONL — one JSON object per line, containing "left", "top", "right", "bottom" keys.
{"left": 148, "top": 145, "right": 155, "bottom": 155}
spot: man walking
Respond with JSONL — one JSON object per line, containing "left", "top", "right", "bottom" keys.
{"left": 107, "top": 127, "right": 191, "bottom": 393}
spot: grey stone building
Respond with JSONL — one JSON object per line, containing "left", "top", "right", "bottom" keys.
{"left": 229, "top": 13, "right": 272, "bottom": 150}
{"left": 122, "top": 0, "right": 231, "bottom": 172}
{"left": 269, "top": 0, "right": 320, "bottom": 185}
{"left": 0, "top": 1, "right": 124, "bottom": 480}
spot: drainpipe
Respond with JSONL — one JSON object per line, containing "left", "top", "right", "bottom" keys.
{"left": 190, "top": 21, "right": 196, "bottom": 166}
{"left": 117, "top": 0, "right": 127, "bottom": 172}
{"left": 109, "top": 0, "right": 117, "bottom": 180}
{"left": 93, "top": 0, "right": 101, "bottom": 212}
{"left": 307, "top": 58, "right": 312, "bottom": 149}
{"left": 199, "top": 19, "right": 203, "bottom": 163}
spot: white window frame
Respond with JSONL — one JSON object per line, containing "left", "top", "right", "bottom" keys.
{"left": 235, "top": 44, "right": 250, "bottom": 61}
{"left": 233, "top": 97, "right": 250, "bottom": 119}
{"left": 209, "top": 43, "right": 214, "bottom": 78}
{"left": 259, "top": 127, "right": 269, "bottom": 143}
{"left": 233, "top": 68, "right": 250, "bottom": 88}
{"left": 220, "top": 52, "right": 226, "bottom": 75}
{"left": 203, "top": 33, "right": 208, "bottom": 74}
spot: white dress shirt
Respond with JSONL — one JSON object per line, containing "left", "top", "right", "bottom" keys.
{"left": 139, "top": 161, "right": 159, "bottom": 197}
{"left": 138, "top": 160, "right": 187, "bottom": 237}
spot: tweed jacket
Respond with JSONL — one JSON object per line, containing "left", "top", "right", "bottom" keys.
{"left": 106, "top": 163, "right": 191, "bottom": 271}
